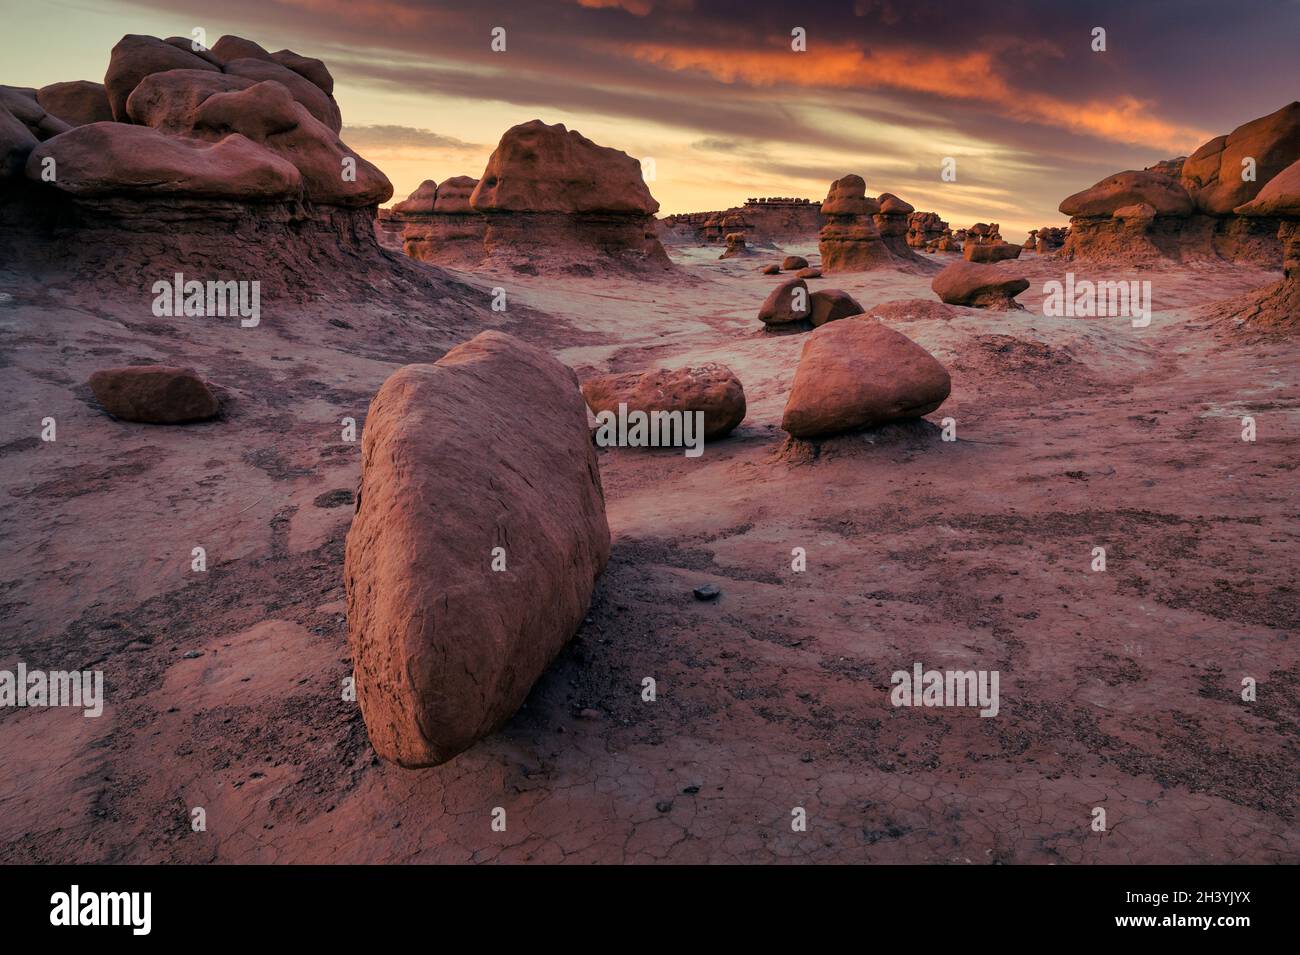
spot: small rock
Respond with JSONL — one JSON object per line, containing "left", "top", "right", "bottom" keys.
{"left": 693, "top": 584, "right": 720, "bottom": 600}
{"left": 656, "top": 800, "right": 673, "bottom": 813}
{"left": 182, "top": 650, "right": 204, "bottom": 659}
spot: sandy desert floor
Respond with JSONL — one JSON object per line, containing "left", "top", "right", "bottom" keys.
{"left": 0, "top": 244, "right": 1296, "bottom": 863}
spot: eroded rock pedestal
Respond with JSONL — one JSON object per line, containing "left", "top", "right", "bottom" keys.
{"left": 469, "top": 120, "right": 670, "bottom": 275}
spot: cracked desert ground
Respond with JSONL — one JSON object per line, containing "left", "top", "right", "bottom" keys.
{"left": 1, "top": 241, "right": 1296, "bottom": 864}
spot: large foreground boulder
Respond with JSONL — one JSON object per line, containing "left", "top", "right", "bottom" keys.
{"left": 88, "top": 365, "right": 220, "bottom": 423}
{"left": 781, "top": 319, "right": 950, "bottom": 438}
{"left": 345, "top": 331, "right": 611, "bottom": 767}
{"left": 581, "top": 363, "right": 747, "bottom": 441}
{"left": 932, "top": 261, "right": 1030, "bottom": 309}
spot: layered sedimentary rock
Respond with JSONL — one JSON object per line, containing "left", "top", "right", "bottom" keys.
{"left": 469, "top": 120, "right": 670, "bottom": 274}
{"left": 1060, "top": 102, "right": 1299, "bottom": 264}
{"left": 781, "top": 319, "right": 951, "bottom": 438}
{"left": 874, "top": 193, "right": 920, "bottom": 259}
{"left": 1, "top": 34, "right": 394, "bottom": 289}
{"left": 661, "top": 197, "right": 824, "bottom": 244}
{"left": 346, "top": 331, "right": 611, "bottom": 767}
{"left": 581, "top": 364, "right": 747, "bottom": 441}
{"left": 818, "top": 174, "right": 892, "bottom": 272}
{"left": 1215, "top": 158, "right": 1300, "bottom": 330}
{"left": 386, "top": 176, "right": 487, "bottom": 267}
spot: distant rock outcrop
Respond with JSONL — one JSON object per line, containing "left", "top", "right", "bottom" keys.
{"left": 661, "top": 197, "right": 824, "bottom": 245}
{"left": 1059, "top": 102, "right": 1299, "bottom": 265}
{"left": 469, "top": 120, "right": 670, "bottom": 274}
{"left": 906, "top": 210, "right": 948, "bottom": 250}
{"left": 387, "top": 176, "right": 488, "bottom": 267}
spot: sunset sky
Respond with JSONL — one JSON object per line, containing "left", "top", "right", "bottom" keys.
{"left": 4, "top": 0, "right": 1297, "bottom": 239}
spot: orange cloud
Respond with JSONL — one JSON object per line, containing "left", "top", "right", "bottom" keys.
{"left": 627, "top": 42, "right": 1212, "bottom": 152}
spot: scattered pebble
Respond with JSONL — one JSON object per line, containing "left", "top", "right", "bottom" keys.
{"left": 693, "top": 583, "right": 720, "bottom": 601}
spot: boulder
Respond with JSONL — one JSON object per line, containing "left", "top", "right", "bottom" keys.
{"left": 26, "top": 122, "right": 302, "bottom": 199}
{"left": 581, "top": 363, "right": 746, "bottom": 441}
{"left": 221, "top": 57, "right": 342, "bottom": 132}
{"left": 189, "top": 81, "right": 390, "bottom": 205}
{"left": 345, "top": 331, "right": 611, "bottom": 767}
{"left": 36, "top": 81, "right": 113, "bottom": 126}
{"left": 931, "top": 261, "right": 1029, "bottom": 309}
{"left": 103, "top": 34, "right": 221, "bottom": 121}
{"left": 125, "top": 70, "right": 257, "bottom": 135}
{"left": 781, "top": 319, "right": 951, "bottom": 438}
{"left": 1235, "top": 157, "right": 1300, "bottom": 217}
{"left": 758, "top": 277, "right": 811, "bottom": 326}
{"left": 393, "top": 179, "right": 437, "bottom": 214}
{"left": 0, "top": 86, "right": 70, "bottom": 139}
{"left": 88, "top": 366, "right": 220, "bottom": 423}
{"left": 0, "top": 105, "right": 39, "bottom": 179}
{"left": 809, "top": 288, "right": 864, "bottom": 327}
{"left": 761, "top": 263, "right": 780, "bottom": 274}
{"left": 210, "top": 35, "right": 274, "bottom": 63}
{"left": 796, "top": 267, "right": 822, "bottom": 278}
{"left": 272, "top": 50, "right": 335, "bottom": 95}
{"left": 782, "top": 254, "right": 809, "bottom": 270}
{"left": 1058, "top": 170, "right": 1193, "bottom": 218}
{"left": 1181, "top": 102, "right": 1300, "bottom": 214}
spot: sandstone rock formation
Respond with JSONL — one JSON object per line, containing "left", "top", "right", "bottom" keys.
{"left": 582, "top": 364, "right": 747, "bottom": 441}
{"left": 796, "top": 267, "right": 822, "bottom": 279}
{"left": 469, "top": 120, "right": 670, "bottom": 274}
{"left": 932, "top": 261, "right": 1030, "bottom": 309}
{"left": 907, "top": 210, "right": 948, "bottom": 249}
{"left": 345, "top": 331, "right": 611, "bottom": 767}
{"left": 818, "top": 174, "right": 892, "bottom": 272}
{"left": 782, "top": 255, "right": 809, "bottom": 271}
{"left": 37, "top": 81, "right": 113, "bottom": 126}
{"left": 391, "top": 176, "right": 487, "bottom": 267}
{"left": 719, "top": 231, "right": 750, "bottom": 258}
{"left": 781, "top": 319, "right": 951, "bottom": 438}
{"left": 758, "top": 277, "right": 812, "bottom": 327}
{"left": 964, "top": 240, "right": 1022, "bottom": 264}
{"left": 88, "top": 365, "right": 220, "bottom": 423}
{"left": 809, "top": 289, "right": 864, "bottom": 327}
{"left": 1216, "top": 158, "right": 1300, "bottom": 330}
{"left": 661, "top": 197, "right": 824, "bottom": 245}
{"left": 1060, "top": 102, "right": 1299, "bottom": 265}
{"left": 875, "top": 193, "right": 920, "bottom": 259}
{"left": 1, "top": 34, "right": 397, "bottom": 291}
